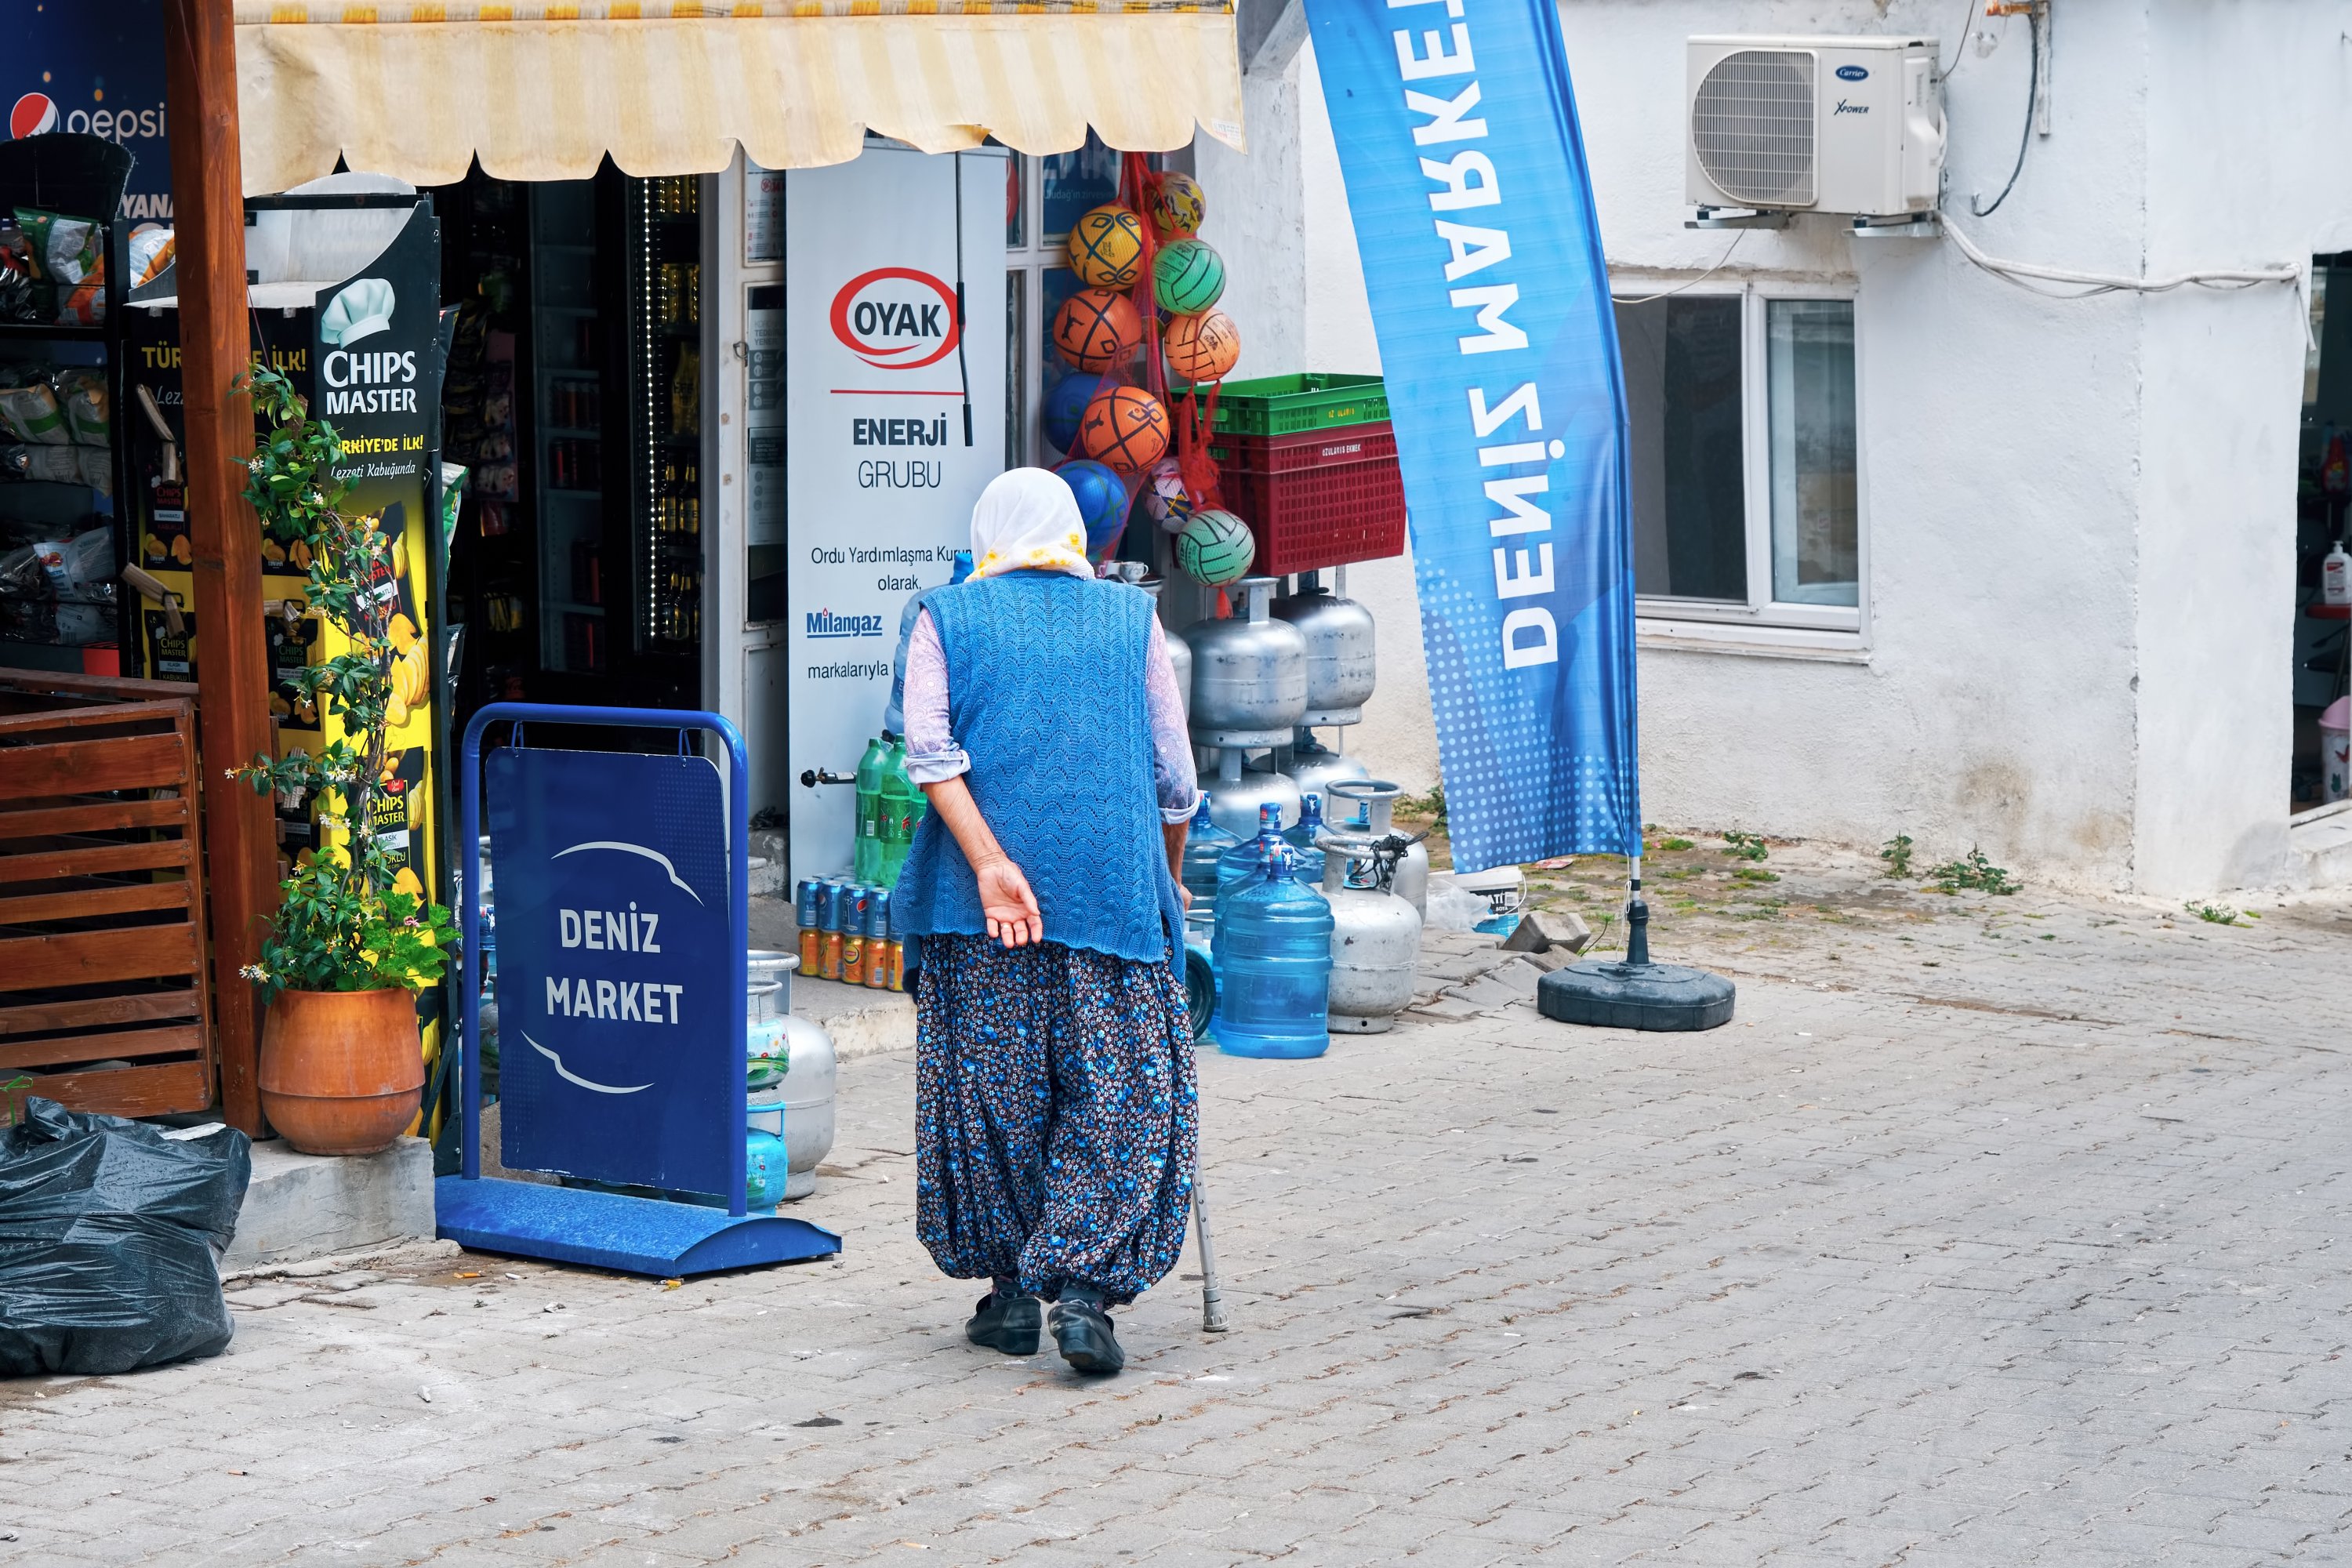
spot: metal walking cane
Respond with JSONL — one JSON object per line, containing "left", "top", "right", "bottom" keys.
{"left": 1192, "top": 1176, "right": 1230, "bottom": 1333}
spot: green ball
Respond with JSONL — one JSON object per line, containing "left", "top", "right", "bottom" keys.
{"left": 1174, "top": 508, "right": 1255, "bottom": 586}
{"left": 1154, "top": 238, "right": 1227, "bottom": 316}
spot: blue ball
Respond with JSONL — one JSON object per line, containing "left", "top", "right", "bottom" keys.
{"left": 1056, "top": 459, "right": 1129, "bottom": 556}
{"left": 1042, "top": 372, "right": 1103, "bottom": 454}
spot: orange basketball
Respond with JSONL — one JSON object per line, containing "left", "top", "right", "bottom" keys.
{"left": 1051, "top": 288, "right": 1142, "bottom": 372}
{"left": 1163, "top": 307, "right": 1240, "bottom": 385}
{"left": 1075, "top": 383, "right": 1171, "bottom": 474}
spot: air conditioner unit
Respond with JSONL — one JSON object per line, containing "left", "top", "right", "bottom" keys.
{"left": 1686, "top": 36, "right": 1945, "bottom": 219}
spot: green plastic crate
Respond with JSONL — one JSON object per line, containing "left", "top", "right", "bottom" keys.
{"left": 1203, "top": 373, "right": 1389, "bottom": 438}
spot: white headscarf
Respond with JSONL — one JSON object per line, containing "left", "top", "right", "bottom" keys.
{"left": 965, "top": 467, "right": 1094, "bottom": 583}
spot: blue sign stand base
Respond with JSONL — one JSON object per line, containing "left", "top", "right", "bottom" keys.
{"left": 436, "top": 1175, "right": 840, "bottom": 1277}
{"left": 442, "top": 703, "right": 848, "bottom": 1280}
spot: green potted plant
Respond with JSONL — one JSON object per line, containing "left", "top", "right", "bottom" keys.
{"left": 234, "top": 365, "right": 456, "bottom": 1155}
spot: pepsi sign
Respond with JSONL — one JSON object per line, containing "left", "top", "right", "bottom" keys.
{"left": 828, "top": 267, "right": 961, "bottom": 371}
{"left": 6, "top": 2, "right": 172, "bottom": 221}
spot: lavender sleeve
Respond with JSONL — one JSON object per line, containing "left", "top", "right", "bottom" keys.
{"left": 1145, "top": 618, "right": 1201, "bottom": 825}
{"left": 900, "top": 609, "right": 969, "bottom": 786}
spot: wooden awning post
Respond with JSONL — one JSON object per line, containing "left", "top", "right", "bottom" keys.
{"left": 164, "top": 0, "right": 273, "bottom": 1135}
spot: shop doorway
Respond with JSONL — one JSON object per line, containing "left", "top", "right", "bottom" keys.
{"left": 2295, "top": 254, "right": 2350, "bottom": 811}
{"left": 430, "top": 161, "right": 708, "bottom": 738}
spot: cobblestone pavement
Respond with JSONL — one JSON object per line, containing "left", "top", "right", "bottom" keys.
{"left": 8, "top": 855, "right": 2351, "bottom": 1567}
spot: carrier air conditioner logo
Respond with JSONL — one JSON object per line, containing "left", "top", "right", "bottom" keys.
{"left": 1835, "top": 64, "right": 1870, "bottom": 82}
{"left": 9, "top": 93, "right": 55, "bottom": 139}
{"left": 806, "top": 608, "right": 887, "bottom": 640}
{"left": 829, "top": 267, "right": 960, "bottom": 372}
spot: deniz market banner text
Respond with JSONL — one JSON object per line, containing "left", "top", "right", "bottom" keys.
{"left": 1304, "top": 0, "right": 1640, "bottom": 869}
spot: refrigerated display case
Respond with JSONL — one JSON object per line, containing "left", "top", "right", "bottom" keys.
{"left": 437, "top": 165, "right": 703, "bottom": 728}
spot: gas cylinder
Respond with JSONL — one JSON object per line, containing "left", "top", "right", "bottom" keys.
{"left": 771, "top": 1020, "right": 837, "bottom": 1203}
{"left": 1282, "top": 730, "right": 1370, "bottom": 804}
{"left": 1317, "top": 830, "right": 1423, "bottom": 1033}
{"left": 1141, "top": 572, "right": 1194, "bottom": 719}
{"left": 1185, "top": 576, "right": 1308, "bottom": 743}
{"left": 1272, "top": 572, "right": 1377, "bottom": 723}
{"left": 1203, "top": 746, "right": 1298, "bottom": 840}
{"left": 1328, "top": 778, "right": 1429, "bottom": 918}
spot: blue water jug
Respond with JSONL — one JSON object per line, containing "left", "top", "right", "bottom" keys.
{"left": 1218, "top": 803, "right": 1288, "bottom": 906}
{"left": 1211, "top": 844, "right": 1334, "bottom": 1059}
{"left": 1181, "top": 793, "right": 1241, "bottom": 907}
{"left": 1280, "top": 792, "right": 1327, "bottom": 887}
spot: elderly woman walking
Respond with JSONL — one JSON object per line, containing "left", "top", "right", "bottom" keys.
{"left": 891, "top": 467, "right": 1200, "bottom": 1375}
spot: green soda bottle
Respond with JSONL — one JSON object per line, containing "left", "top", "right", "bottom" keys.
{"left": 879, "top": 739, "right": 922, "bottom": 887}
{"left": 854, "top": 735, "right": 891, "bottom": 882}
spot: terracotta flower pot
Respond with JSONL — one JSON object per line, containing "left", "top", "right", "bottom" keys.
{"left": 258, "top": 987, "right": 425, "bottom": 1156}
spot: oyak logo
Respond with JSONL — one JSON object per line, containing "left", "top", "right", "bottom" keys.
{"left": 9, "top": 93, "right": 56, "bottom": 140}
{"left": 829, "top": 267, "right": 960, "bottom": 371}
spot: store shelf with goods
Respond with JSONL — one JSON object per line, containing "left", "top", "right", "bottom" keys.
{"left": 0, "top": 322, "right": 106, "bottom": 344}
{"left": 0, "top": 136, "right": 139, "bottom": 676}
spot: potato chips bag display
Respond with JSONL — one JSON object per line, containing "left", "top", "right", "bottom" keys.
{"left": 55, "top": 368, "right": 107, "bottom": 445}
{"left": 14, "top": 208, "right": 100, "bottom": 285}
{"left": 128, "top": 223, "right": 174, "bottom": 289}
{"left": 0, "top": 368, "right": 67, "bottom": 444}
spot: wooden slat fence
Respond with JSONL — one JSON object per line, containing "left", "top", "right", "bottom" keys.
{"left": 0, "top": 672, "right": 218, "bottom": 1120}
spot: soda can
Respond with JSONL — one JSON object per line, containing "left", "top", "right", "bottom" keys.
{"left": 818, "top": 880, "right": 845, "bottom": 981}
{"left": 840, "top": 884, "right": 869, "bottom": 985}
{"left": 864, "top": 890, "right": 893, "bottom": 989}
{"left": 796, "top": 878, "right": 822, "bottom": 976}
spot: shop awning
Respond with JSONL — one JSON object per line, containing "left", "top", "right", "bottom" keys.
{"left": 234, "top": 2, "right": 1244, "bottom": 195}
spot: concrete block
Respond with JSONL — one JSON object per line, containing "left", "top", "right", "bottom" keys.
{"left": 1503, "top": 909, "right": 1592, "bottom": 954}
{"left": 222, "top": 1137, "right": 435, "bottom": 1272}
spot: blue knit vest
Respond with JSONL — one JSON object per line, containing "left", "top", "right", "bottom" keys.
{"left": 893, "top": 571, "right": 1182, "bottom": 973}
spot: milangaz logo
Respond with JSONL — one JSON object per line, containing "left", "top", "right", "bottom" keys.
{"left": 806, "top": 608, "right": 887, "bottom": 639}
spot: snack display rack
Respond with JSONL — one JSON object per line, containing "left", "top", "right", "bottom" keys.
{"left": 0, "top": 135, "right": 137, "bottom": 677}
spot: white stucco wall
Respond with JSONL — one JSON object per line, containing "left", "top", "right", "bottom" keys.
{"left": 1221, "top": 0, "right": 2347, "bottom": 894}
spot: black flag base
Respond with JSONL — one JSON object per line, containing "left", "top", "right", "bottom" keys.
{"left": 1536, "top": 881, "right": 1736, "bottom": 1032}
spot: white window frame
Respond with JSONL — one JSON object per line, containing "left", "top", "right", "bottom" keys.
{"left": 1615, "top": 278, "right": 1868, "bottom": 649}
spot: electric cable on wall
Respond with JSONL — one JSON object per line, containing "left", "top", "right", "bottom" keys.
{"left": 1610, "top": 230, "right": 1746, "bottom": 306}
{"left": 1970, "top": 5, "right": 2039, "bottom": 217}
{"left": 1942, "top": 220, "right": 2302, "bottom": 299}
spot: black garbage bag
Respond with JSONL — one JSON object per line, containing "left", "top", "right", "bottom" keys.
{"left": 0, "top": 1098, "right": 252, "bottom": 1377}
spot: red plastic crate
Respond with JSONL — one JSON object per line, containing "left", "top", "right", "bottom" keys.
{"left": 1207, "top": 421, "right": 1407, "bottom": 578}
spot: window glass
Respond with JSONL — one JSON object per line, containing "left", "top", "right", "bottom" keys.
{"left": 1766, "top": 299, "right": 1859, "bottom": 606}
{"left": 1617, "top": 295, "right": 1746, "bottom": 603}
{"left": 1037, "top": 266, "right": 1083, "bottom": 459}
{"left": 1041, "top": 134, "right": 1120, "bottom": 244}
{"left": 1005, "top": 272, "right": 1027, "bottom": 471}
{"left": 1005, "top": 154, "right": 1025, "bottom": 251}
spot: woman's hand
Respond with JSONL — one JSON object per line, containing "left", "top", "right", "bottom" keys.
{"left": 974, "top": 854, "right": 1044, "bottom": 947}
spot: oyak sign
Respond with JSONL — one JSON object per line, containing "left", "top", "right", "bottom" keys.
{"left": 486, "top": 745, "right": 735, "bottom": 1197}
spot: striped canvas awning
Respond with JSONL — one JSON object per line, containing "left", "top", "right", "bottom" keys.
{"left": 234, "top": 2, "right": 1243, "bottom": 194}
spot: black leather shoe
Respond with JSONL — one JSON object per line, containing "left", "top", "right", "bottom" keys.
{"left": 1048, "top": 1288, "right": 1124, "bottom": 1375}
{"left": 966, "top": 1289, "right": 1041, "bottom": 1356}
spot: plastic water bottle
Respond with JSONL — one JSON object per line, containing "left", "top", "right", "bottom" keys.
{"left": 1280, "top": 791, "right": 1327, "bottom": 888}
{"left": 1218, "top": 803, "right": 1288, "bottom": 905}
{"left": 1185, "top": 799, "right": 1242, "bottom": 921}
{"left": 853, "top": 735, "right": 891, "bottom": 882}
{"left": 1211, "top": 844, "right": 1333, "bottom": 1059}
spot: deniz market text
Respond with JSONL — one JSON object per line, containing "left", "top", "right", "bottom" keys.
{"left": 545, "top": 906, "right": 684, "bottom": 1025}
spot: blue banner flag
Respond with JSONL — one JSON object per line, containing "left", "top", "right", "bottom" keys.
{"left": 1305, "top": 0, "right": 1639, "bottom": 869}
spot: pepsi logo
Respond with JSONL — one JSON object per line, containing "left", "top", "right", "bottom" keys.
{"left": 829, "top": 267, "right": 960, "bottom": 372}
{"left": 10, "top": 93, "right": 56, "bottom": 140}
